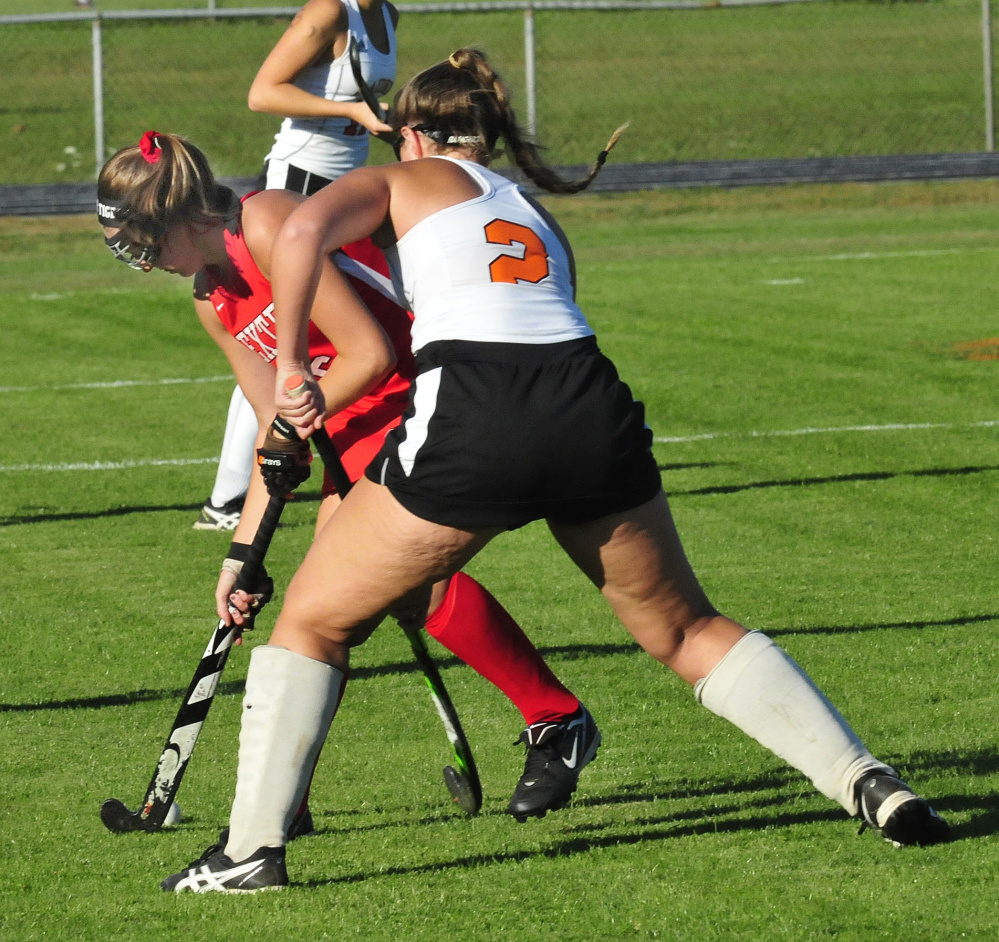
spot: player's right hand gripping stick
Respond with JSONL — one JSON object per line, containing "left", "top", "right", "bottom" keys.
{"left": 256, "top": 384, "right": 313, "bottom": 498}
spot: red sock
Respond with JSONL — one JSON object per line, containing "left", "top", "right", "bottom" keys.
{"left": 424, "top": 572, "right": 579, "bottom": 726}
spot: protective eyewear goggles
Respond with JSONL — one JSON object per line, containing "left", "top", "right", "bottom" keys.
{"left": 103, "top": 233, "right": 161, "bottom": 271}
{"left": 97, "top": 197, "right": 161, "bottom": 270}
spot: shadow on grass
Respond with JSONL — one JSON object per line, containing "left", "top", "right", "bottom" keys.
{"left": 570, "top": 749, "right": 999, "bottom": 826}
{"left": 8, "top": 461, "right": 995, "bottom": 528}
{"left": 895, "top": 748, "right": 999, "bottom": 842}
{"left": 292, "top": 749, "right": 998, "bottom": 846}
{"left": 304, "top": 768, "right": 813, "bottom": 841}
{"left": 669, "top": 462, "right": 999, "bottom": 498}
{"left": 767, "top": 613, "right": 999, "bottom": 638}
{"left": 657, "top": 461, "right": 729, "bottom": 472}
{"left": 1, "top": 501, "right": 204, "bottom": 527}
{"left": 0, "top": 657, "right": 433, "bottom": 713}
{"left": 0, "top": 491, "right": 324, "bottom": 527}
{"left": 931, "top": 793, "right": 999, "bottom": 841}
{"left": 0, "top": 680, "right": 248, "bottom": 714}
{"left": 302, "top": 774, "right": 990, "bottom": 890}
{"left": 303, "top": 805, "right": 854, "bottom": 891}
{"left": 5, "top": 615, "right": 996, "bottom": 713}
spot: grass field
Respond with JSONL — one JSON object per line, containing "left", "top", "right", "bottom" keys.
{"left": 2, "top": 179, "right": 999, "bottom": 940}
{"left": 2, "top": 0, "right": 987, "bottom": 183}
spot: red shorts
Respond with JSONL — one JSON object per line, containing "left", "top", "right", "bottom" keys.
{"left": 321, "top": 385, "right": 409, "bottom": 497}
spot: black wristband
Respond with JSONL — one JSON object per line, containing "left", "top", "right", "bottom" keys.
{"left": 226, "top": 541, "right": 252, "bottom": 562}
{"left": 271, "top": 415, "right": 298, "bottom": 441}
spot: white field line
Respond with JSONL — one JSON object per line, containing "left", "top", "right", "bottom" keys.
{"left": 756, "top": 247, "right": 999, "bottom": 280}
{"left": 0, "top": 457, "right": 220, "bottom": 473}
{"left": 26, "top": 286, "right": 170, "bottom": 302}
{"left": 3, "top": 420, "right": 996, "bottom": 474}
{"left": 655, "top": 419, "right": 999, "bottom": 444}
{"left": 806, "top": 247, "right": 996, "bottom": 263}
{"left": 0, "top": 375, "right": 232, "bottom": 394}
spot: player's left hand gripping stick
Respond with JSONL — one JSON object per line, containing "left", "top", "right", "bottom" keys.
{"left": 99, "top": 408, "right": 307, "bottom": 834}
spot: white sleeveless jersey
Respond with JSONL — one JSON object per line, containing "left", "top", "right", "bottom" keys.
{"left": 264, "top": 0, "right": 395, "bottom": 179}
{"left": 386, "top": 158, "right": 595, "bottom": 353}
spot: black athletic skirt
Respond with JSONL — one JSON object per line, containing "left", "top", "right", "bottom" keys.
{"left": 365, "top": 336, "right": 662, "bottom": 529}
{"left": 260, "top": 161, "right": 335, "bottom": 196}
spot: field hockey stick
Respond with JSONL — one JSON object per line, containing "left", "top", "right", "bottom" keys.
{"left": 289, "top": 375, "right": 482, "bottom": 815}
{"left": 347, "top": 35, "right": 399, "bottom": 149}
{"left": 100, "top": 431, "right": 295, "bottom": 833}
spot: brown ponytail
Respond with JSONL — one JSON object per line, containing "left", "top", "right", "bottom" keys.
{"left": 393, "top": 48, "right": 626, "bottom": 195}
{"left": 97, "top": 132, "right": 234, "bottom": 248}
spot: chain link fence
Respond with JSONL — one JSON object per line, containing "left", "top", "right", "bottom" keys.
{"left": 1, "top": 0, "right": 995, "bottom": 188}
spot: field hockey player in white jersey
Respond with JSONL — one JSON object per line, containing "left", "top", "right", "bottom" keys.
{"left": 163, "top": 48, "right": 949, "bottom": 893}
{"left": 195, "top": 0, "right": 397, "bottom": 532}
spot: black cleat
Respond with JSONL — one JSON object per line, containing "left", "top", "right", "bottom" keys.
{"left": 161, "top": 839, "right": 287, "bottom": 893}
{"left": 287, "top": 806, "right": 316, "bottom": 840}
{"left": 855, "top": 771, "right": 951, "bottom": 847}
{"left": 508, "top": 704, "right": 601, "bottom": 822}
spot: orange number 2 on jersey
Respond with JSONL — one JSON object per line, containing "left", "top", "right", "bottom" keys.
{"left": 484, "top": 219, "right": 550, "bottom": 285}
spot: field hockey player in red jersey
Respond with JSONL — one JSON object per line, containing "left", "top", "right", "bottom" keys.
{"left": 153, "top": 49, "right": 950, "bottom": 892}
{"left": 196, "top": 0, "right": 400, "bottom": 533}
{"left": 96, "top": 129, "right": 602, "bottom": 843}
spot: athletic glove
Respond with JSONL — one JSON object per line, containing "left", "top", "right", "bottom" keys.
{"left": 220, "top": 542, "right": 274, "bottom": 628}
{"left": 256, "top": 416, "right": 312, "bottom": 497}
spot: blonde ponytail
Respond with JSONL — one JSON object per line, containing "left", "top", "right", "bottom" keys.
{"left": 97, "top": 131, "right": 234, "bottom": 248}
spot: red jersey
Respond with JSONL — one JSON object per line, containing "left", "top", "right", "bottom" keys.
{"left": 200, "top": 198, "right": 415, "bottom": 490}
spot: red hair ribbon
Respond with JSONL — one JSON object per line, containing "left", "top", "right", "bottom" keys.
{"left": 139, "top": 131, "right": 162, "bottom": 164}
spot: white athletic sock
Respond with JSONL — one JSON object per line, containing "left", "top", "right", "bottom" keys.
{"left": 694, "top": 631, "right": 891, "bottom": 815}
{"left": 226, "top": 646, "right": 346, "bottom": 861}
{"left": 210, "top": 386, "right": 258, "bottom": 507}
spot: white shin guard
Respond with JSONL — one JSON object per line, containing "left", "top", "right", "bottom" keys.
{"left": 225, "top": 645, "right": 346, "bottom": 861}
{"left": 694, "top": 631, "right": 890, "bottom": 815}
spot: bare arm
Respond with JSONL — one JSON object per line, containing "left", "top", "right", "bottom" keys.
{"left": 193, "top": 296, "right": 282, "bottom": 625}
{"left": 272, "top": 159, "right": 481, "bottom": 379}
{"left": 194, "top": 299, "right": 274, "bottom": 528}
{"left": 247, "top": 0, "right": 392, "bottom": 134}
{"left": 271, "top": 158, "right": 485, "bottom": 432}
{"left": 193, "top": 294, "right": 276, "bottom": 432}
{"left": 244, "top": 186, "right": 398, "bottom": 438}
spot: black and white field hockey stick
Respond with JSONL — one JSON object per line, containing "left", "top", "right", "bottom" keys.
{"left": 100, "top": 461, "right": 289, "bottom": 833}
{"left": 347, "top": 35, "right": 399, "bottom": 150}
{"left": 295, "top": 377, "right": 482, "bottom": 815}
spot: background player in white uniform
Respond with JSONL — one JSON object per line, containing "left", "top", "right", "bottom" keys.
{"left": 195, "top": 0, "right": 397, "bottom": 530}
{"left": 163, "top": 49, "right": 949, "bottom": 894}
